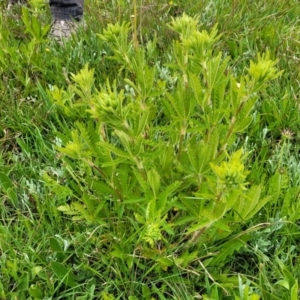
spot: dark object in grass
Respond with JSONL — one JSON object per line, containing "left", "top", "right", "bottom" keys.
{"left": 7, "top": 0, "right": 27, "bottom": 9}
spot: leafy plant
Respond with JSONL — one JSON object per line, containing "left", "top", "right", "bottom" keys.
{"left": 46, "top": 15, "right": 283, "bottom": 298}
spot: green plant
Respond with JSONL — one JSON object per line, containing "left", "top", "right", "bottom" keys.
{"left": 45, "top": 15, "right": 283, "bottom": 298}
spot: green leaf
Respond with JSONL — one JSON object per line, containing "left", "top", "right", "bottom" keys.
{"left": 238, "top": 185, "right": 271, "bottom": 221}
{"left": 173, "top": 215, "right": 197, "bottom": 226}
{"left": 115, "top": 130, "right": 134, "bottom": 156}
{"left": 275, "top": 280, "right": 289, "bottom": 290}
{"left": 86, "top": 178, "right": 114, "bottom": 195}
{"left": 146, "top": 198, "right": 157, "bottom": 221}
{"left": 31, "top": 266, "right": 43, "bottom": 278}
{"left": 6, "top": 188, "right": 18, "bottom": 207}
{"left": 142, "top": 284, "right": 151, "bottom": 300}
{"left": 101, "top": 291, "right": 115, "bottom": 300}
{"left": 129, "top": 48, "right": 157, "bottom": 98}
{"left": 17, "top": 272, "right": 29, "bottom": 291}
{"left": 136, "top": 108, "right": 151, "bottom": 136}
{"left": 124, "top": 197, "right": 147, "bottom": 204}
{"left": 28, "top": 284, "right": 44, "bottom": 299}
{"left": 202, "top": 201, "right": 228, "bottom": 222}
{"left": 0, "top": 172, "right": 18, "bottom": 207}
{"left": 51, "top": 261, "right": 76, "bottom": 288}
{"left": 165, "top": 78, "right": 196, "bottom": 120}
{"left": 291, "top": 280, "right": 298, "bottom": 300}
{"left": 76, "top": 296, "right": 88, "bottom": 300}
{"left": 134, "top": 213, "right": 145, "bottom": 224}
{"left": 189, "top": 73, "right": 204, "bottom": 108}
{"left": 157, "top": 181, "right": 181, "bottom": 213}
{"left": 206, "top": 235, "right": 249, "bottom": 267}
{"left": 97, "top": 141, "right": 132, "bottom": 159}
{"left": 186, "top": 218, "right": 211, "bottom": 235}
{"left": 234, "top": 116, "right": 253, "bottom": 132}
{"left": 204, "top": 53, "right": 229, "bottom": 91}
{"left": 0, "top": 172, "right": 13, "bottom": 190}
{"left": 277, "top": 258, "right": 296, "bottom": 289}
{"left": 268, "top": 171, "right": 287, "bottom": 202}
{"left": 147, "top": 169, "right": 160, "bottom": 196}
{"left": 157, "top": 257, "right": 173, "bottom": 270}
{"left": 249, "top": 294, "right": 261, "bottom": 300}
{"left": 133, "top": 169, "right": 152, "bottom": 199}
{"left": 50, "top": 237, "right": 63, "bottom": 252}
{"left": 179, "top": 196, "right": 200, "bottom": 217}
{"left": 212, "top": 220, "right": 232, "bottom": 232}
{"left": 16, "top": 138, "right": 31, "bottom": 157}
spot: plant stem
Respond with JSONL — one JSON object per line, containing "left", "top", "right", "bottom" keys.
{"left": 133, "top": 0, "right": 138, "bottom": 50}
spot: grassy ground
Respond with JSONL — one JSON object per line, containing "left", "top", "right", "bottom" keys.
{"left": 1, "top": 0, "right": 300, "bottom": 299}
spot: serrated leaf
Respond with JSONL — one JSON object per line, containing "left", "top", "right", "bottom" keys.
{"left": 157, "top": 181, "right": 181, "bottom": 212}
{"left": 179, "top": 196, "right": 199, "bottom": 217}
{"left": 204, "top": 53, "right": 229, "bottom": 90}
{"left": 189, "top": 73, "right": 204, "bottom": 107}
{"left": 133, "top": 169, "right": 152, "bottom": 198}
{"left": 146, "top": 198, "right": 156, "bottom": 221}
{"left": 72, "top": 201, "right": 95, "bottom": 222}
{"left": 162, "top": 95, "right": 177, "bottom": 120}
{"left": 202, "top": 201, "right": 227, "bottom": 221}
{"left": 173, "top": 215, "right": 197, "bottom": 226}
{"left": 239, "top": 95, "right": 257, "bottom": 119}
{"left": 86, "top": 178, "right": 114, "bottom": 195}
{"left": 57, "top": 205, "right": 73, "bottom": 213}
{"left": 206, "top": 235, "right": 249, "bottom": 267}
{"left": 186, "top": 218, "right": 211, "bottom": 235}
{"left": 234, "top": 116, "right": 253, "bottom": 132}
{"left": 268, "top": 171, "right": 281, "bottom": 200}
{"left": 240, "top": 185, "right": 272, "bottom": 221}
{"left": 97, "top": 141, "right": 132, "bottom": 159}
{"left": 165, "top": 79, "right": 196, "bottom": 119}
{"left": 136, "top": 108, "right": 150, "bottom": 136}
{"left": 134, "top": 213, "right": 145, "bottom": 224}
{"left": 115, "top": 130, "right": 133, "bottom": 156}
{"left": 101, "top": 157, "right": 127, "bottom": 167}
{"left": 185, "top": 136, "right": 198, "bottom": 172}
{"left": 147, "top": 169, "right": 160, "bottom": 196}
{"left": 212, "top": 220, "right": 232, "bottom": 232}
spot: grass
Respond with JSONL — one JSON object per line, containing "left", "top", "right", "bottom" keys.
{"left": 1, "top": 0, "right": 300, "bottom": 299}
